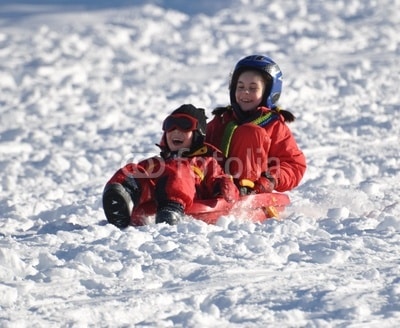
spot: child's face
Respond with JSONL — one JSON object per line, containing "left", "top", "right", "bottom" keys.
{"left": 235, "top": 71, "right": 265, "bottom": 111}
{"left": 166, "top": 129, "right": 194, "bottom": 152}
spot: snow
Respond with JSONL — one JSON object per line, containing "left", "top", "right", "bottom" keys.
{"left": 1, "top": 0, "right": 400, "bottom": 326}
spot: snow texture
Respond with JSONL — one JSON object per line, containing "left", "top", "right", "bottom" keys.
{"left": 1, "top": 0, "right": 400, "bottom": 327}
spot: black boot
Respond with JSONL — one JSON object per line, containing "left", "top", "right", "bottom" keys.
{"left": 155, "top": 201, "right": 184, "bottom": 225}
{"left": 102, "top": 183, "right": 134, "bottom": 228}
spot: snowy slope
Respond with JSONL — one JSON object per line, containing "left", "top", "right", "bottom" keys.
{"left": 1, "top": 0, "right": 400, "bottom": 326}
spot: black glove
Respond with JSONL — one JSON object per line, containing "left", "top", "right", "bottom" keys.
{"left": 156, "top": 201, "right": 184, "bottom": 225}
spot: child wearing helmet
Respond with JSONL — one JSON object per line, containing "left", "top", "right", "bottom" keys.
{"left": 206, "top": 55, "right": 306, "bottom": 194}
{"left": 102, "top": 104, "right": 239, "bottom": 228}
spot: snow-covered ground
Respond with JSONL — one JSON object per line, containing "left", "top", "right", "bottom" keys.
{"left": 1, "top": 0, "right": 400, "bottom": 326}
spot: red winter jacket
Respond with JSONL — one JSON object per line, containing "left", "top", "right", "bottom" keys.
{"left": 105, "top": 143, "right": 238, "bottom": 211}
{"left": 206, "top": 106, "right": 306, "bottom": 192}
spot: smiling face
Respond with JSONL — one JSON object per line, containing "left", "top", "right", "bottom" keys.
{"left": 235, "top": 70, "right": 265, "bottom": 112}
{"left": 165, "top": 128, "right": 194, "bottom": 152}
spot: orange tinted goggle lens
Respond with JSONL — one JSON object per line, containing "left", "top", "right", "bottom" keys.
{"left": 162, "top": 114, "right": 198, "bottom": 132}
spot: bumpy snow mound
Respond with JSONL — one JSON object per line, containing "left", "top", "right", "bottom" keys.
{"left": 0, "top": 0, "right": 399, "bottom": 326}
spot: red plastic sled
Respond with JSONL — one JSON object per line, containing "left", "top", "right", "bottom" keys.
{"left": 130, "top": 192, "right": 290, "bottom": 226}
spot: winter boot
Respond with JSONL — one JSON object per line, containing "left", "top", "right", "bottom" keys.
{"left": 102, "top": 183, "right": 134, "bottom": 228}
{"left": 155, "top": 201, "right": 184, "bottom": 225}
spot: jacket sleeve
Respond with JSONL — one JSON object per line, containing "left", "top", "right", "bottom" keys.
{"left": 267, "top": 119, "right": 306, "bottom": 192}
{"left": 203, "top": 157, "right": 225, "bottom": 197}
{"left": 195, "top": 157, "right": 239, "bottom": 201}
{"left": 154, "top": 159, "right": 197, "bottom": 209}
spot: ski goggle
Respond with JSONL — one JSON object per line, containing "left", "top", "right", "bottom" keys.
{"left": 162, "top": 114, "right": 198, "bottom": 132}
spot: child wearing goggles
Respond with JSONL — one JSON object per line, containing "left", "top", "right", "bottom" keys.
{"left": 102, "top": 104, "right": 239, "bottom": 227}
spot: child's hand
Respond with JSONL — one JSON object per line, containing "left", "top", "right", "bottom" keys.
{"left": 253, "top": 176, "right": 275, "bottom": 193}
{"left": 215, "top": 176, "right": 239, "bottom": 203}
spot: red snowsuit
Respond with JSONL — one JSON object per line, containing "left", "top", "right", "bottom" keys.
{"left": 206, "top": 106, "right": 306, "bottom": 192}
{"left": 105, "top": 143, "right": 238, "bottom": 223}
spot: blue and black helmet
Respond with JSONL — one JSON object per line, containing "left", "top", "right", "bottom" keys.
{"left": 229, "top": 55, "right": 283, "bottom": 109}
